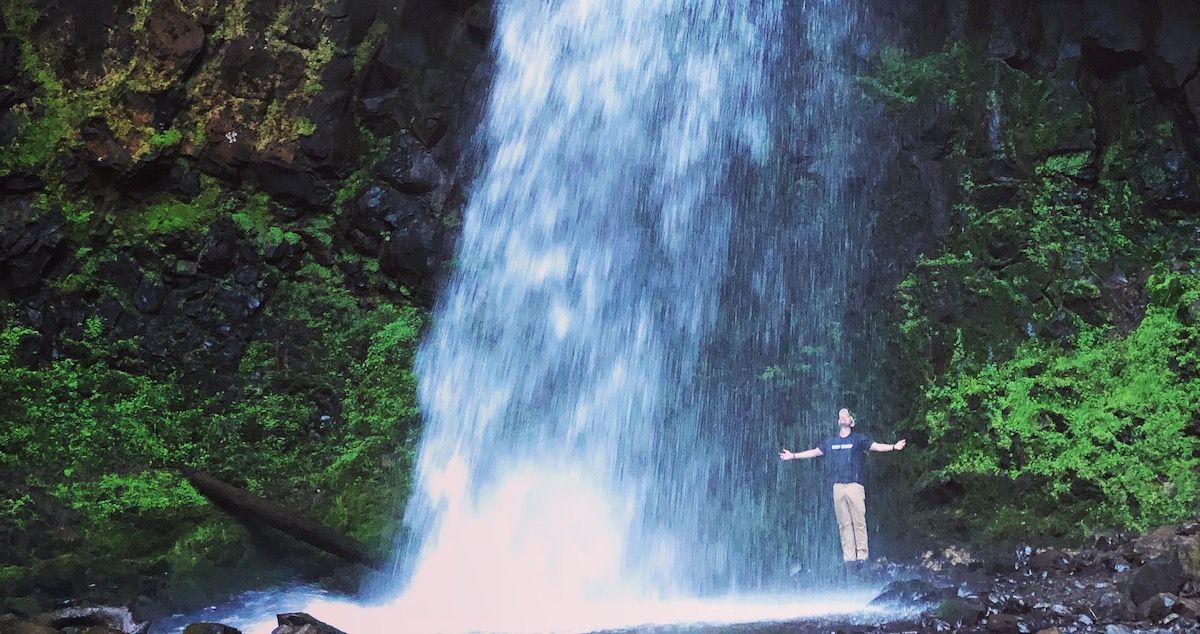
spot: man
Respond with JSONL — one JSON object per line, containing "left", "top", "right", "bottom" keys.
{"left": 780, "top": 408, "right": 905, "bottom": 572}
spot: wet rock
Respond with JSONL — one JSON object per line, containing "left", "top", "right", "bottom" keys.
{"left": 1029, "top": 549, "right": 1070, "bottom": 572}
{"left": 934, "top": 597, "right": 985, "bottom": 625}
{"left": 1177, "top": 596, "right": 1200, "bottom": 619}
{"left": 1138, "top": 592, "right": 1178, "bottom": 622}
{"left": 1082, "top": 1, "right": 1144, "bottom": 54}
{"left": 1095, "top": 591, "right": 1137, "bottom": 622}
{"left": 870, "top": 578, "right": 947, "bottom": 605}
{"left": 379, "top": 212, "right": 441, "bottom": 287}
{"left": 373, "top": 133, "right": 444, "bottom": 194}
{"left": 80, "top": 118, "right": 133, "bottom": 171}
{"left": 271, "top": 613, "right": 346, "bottom": 634}
{"left": 134, "top": 278, "right": 165, "bottom": 314}
{"left": 1127, "top": 553, "right": 1186, "bottom": 605}
{"left": 200, "top": 219, "right": 239, "bottom": 276}
{"left": 35, "top": 606, "right": 147, "bottom": 634}
{"left": 182, "top": 624, "right": 242, "bottom": 634}
{"left": 1, "top": 212, "right": 69, "bottom": 294}
{"left": 1150, "top": 2, "right": 1200, "bottom": 87}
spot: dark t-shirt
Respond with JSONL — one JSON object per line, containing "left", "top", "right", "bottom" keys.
{"left": 818, "top": 431, "right": 874, "bottom": 484}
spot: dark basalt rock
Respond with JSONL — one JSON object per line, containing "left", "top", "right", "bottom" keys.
{"left": 145, "top": 5, "right": 205, "bottom": 73}
{"left": 35, "top": 606, "right": 147, "bottom": 634}
{"left": 1, "top": 211, "right": 69, "bottom": 295}
{"left": 1127, "top": 553, "right": 1187, "bottom": 605}
{"left": 1137, "top": 592, "right": 1178, "bottom": 622}
{"left": 133, "top": 277, "right": 164, "bottom": 315}
{"left": 870, "top": 578, "right": 948, "bottom": 605}
{"left": 272, "top": 613, "right": 346, "bottom": 634}
{"left": 372, "top": 133, "right": 445, "bottom": 194}
{"left": 1095, "top": 590, "right": 1138, "bottom": 622}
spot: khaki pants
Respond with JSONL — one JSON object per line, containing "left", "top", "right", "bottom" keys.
{"left": 832, "top": 482, "right": 868, "bottom": 562}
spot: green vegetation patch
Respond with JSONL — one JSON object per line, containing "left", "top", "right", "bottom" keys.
{"left": 918, "top": 271, "right": 1200, "bottom": 537}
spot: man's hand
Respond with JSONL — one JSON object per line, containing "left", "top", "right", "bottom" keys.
{"left": 894, "top": 439, "right": 907, "bottom": 451}
{"left": 780, "top": 449, "right": 794, "bottom": 461}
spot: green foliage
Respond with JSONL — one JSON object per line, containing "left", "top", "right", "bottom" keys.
{"left": 1, "top": 253, "right": 427, "bottom": 566}
{"left": 0, "top": 322, "right": 209, "bottom": 524}
{"left": 857, "top": 42, "right": 972, "bottom": 111}
{"left": 919, "top": 272, "right": 1200, "bottom": 537}
{"left": 117, "top": 179, "right": 226, "bottom": 240}
{"left": 295, "top": 118, "right": 317, "bottom": 137}
{"left": 148, "top": 128, "right": 183, "bottom": 150}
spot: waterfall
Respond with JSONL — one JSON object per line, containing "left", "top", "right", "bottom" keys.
{"left": 386, "top": 0, "right": 885, "bottom": 620}
{"left": 394, "top": 0, "right": 782, "bottom": 606}
{"left": 198, "top": 1, "right": 887, "bottom": 632}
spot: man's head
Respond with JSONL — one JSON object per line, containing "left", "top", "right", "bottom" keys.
{"left": 838, "top": 408, "right": 855, "bottom": 428}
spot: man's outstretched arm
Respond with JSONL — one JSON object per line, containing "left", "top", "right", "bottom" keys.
{"left": 869, "top": 439, "right": 907, "bottom": 452}
{"left": 780, "top": 448, "right": 823, "bottom": 460}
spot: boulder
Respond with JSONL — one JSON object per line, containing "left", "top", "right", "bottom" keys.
{"left": 1137, "top": 592, "right": 1177, "bottom": 622}
{"left": 934, "top": 597, "right": 985, "bottom": 625}
{"left": 271, "top": 613, "right": 346, "bottom": 634}
{"left": 1095, "top": 591, "right": 1137, "bottom": 622}
{"left": 1127, "top": 553, "right": 1186, "bottom": 605}
{"left": 34, "top": 606, "right": 147, "bottom": 634}
{"left": 869, "top": 578, "right": 947, "bottom": 605}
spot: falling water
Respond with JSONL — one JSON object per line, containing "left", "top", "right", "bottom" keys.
{"left": 396, "top": 0, "right": 782, "bottom": 606}
{"left": 178, "top": 1, "right": 891, "bottom": 632}
{"left": 384, "top": 0, "right": 887, "bottom": 623}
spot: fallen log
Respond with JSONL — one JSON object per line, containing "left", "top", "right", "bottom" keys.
{"left": 179, "top": 467, "right": 385, "bottom": 570}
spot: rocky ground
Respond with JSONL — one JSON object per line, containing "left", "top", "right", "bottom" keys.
{"left": 3, "top": 518, "right": 1197, "bottom": 634}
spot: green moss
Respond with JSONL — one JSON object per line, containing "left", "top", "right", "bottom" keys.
{"left": 353, "top": 18, "right": 389, "bottom": 75}
{"left": 129, "top": 0, "right": 155, "bottom": 32}
{"left": 230, "top": 192, "right": 272, "bottom": 236}
{"left": 296, "top": 117, "right": 317, "bottom": 136}
{"left": 148, "top": 128, "right": 183, "bottom": 150}
{"left": 134, "top": 186, "right": 223, "bottom": 237}
{"left": 0, "top": 0, "right": 83, "bottom": 176}
{"left": 858, "top": 42, "right": 973, "bottom": 111}
{"left": 303, "top": 36, "right": 336, "bottom": 95}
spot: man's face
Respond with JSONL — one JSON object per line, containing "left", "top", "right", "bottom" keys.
{"left": 838, "top": 408, "right": 853, "bottom": 427}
